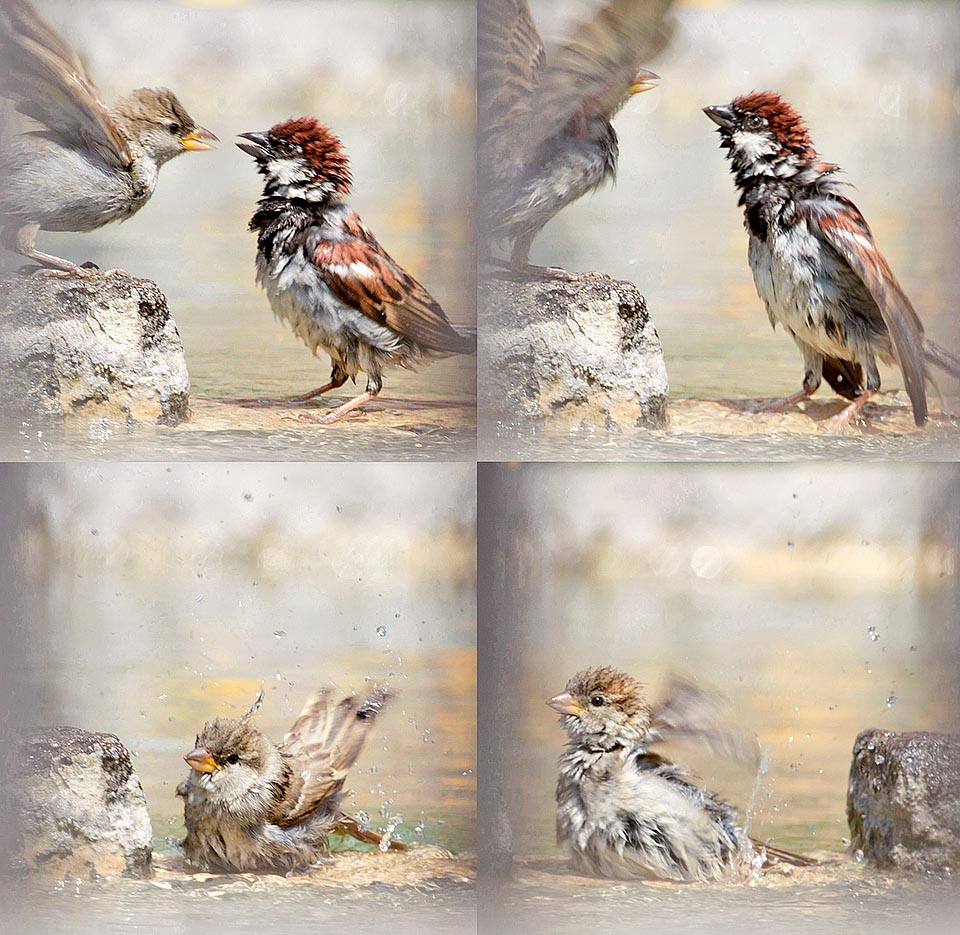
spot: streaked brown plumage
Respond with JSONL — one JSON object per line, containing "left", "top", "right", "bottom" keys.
{"left": 238, "top": 118, "right": 476, "bottom": 422}
{"left": 478, "top": 0, "right": 671, "bottom": 276}
{"left": 178, "top": 686, "right": 405, "bottom": 873}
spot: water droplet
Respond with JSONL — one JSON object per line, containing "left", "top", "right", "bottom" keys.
{"left": 273, "top": 630, "right": 286, "bottom": 639}
{"left": 854, "top": 848, "right": 865, "bottom": 862}
{"left": 886, "top": 692, "right": 896, "bottom": 707}
{"left": 786, "top": 541, "right": 794, "bottom": 550}
{"left": 867, "top": 626, "right": 879, "bottom": 642}
{"left": 376, "top": 626, "right": 387, "bottom": 638}
{"left": 158, "top": 694, "right": 168, "bottom": 701}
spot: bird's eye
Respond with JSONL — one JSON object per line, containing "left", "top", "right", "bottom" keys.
{"left": 225, "top": 753, "right": 240, "bottom": 765}
{"left": 591, "top": 695, "right": 605, "bottom": 707}
{"left": 167, "top": 122, "right": 181, "bottom": 135}
{"left": 744, "top": 114, "right": 765, "bottom": 131}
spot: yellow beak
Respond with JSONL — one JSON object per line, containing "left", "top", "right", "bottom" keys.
{"left": 180, "top": 126, "right": 219, "bottom": 152}
{"left": 547, "top": 692, "right": 585, "bottom": 717}
{"left": 184, "top": 748, "right": 220, "bottom": 773}
{"left": 629, "top": 69, "right": 659, "bottom": 95}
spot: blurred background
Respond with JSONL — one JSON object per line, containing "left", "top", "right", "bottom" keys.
{"left": 478, "top": 460, "right": 960, "bottom": 932}
{"left": 514, "top": 0, "right": 960, "bottom": 405}
{"left": 1, "top": 461, "right": 476, "bottom": 932}
{"left": 0, "top": 0, "right": 477, "bottom": 411}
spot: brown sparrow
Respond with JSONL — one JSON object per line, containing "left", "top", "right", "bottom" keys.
{"left": 704, "top": 92, "right": 960, "bottom": 431}
{"left": 550, "top": 666, "right": 815, "bottom": 881}
{"left": 238, "top": 118, "right": 476, "bottom": 423}
{"left": 178, "top": 687, "right": 405, "bottom": 873}
{"left": 478, "top": 0, "right": 669, "bottom": 277}
{"left": 0, "top": 0, "right": 217, "bottom": 276}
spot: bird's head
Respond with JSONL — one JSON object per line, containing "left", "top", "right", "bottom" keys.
{"left": 703, "top": 91, "right": 815, "bottom": 180}
{"left": 548, "top": 666, "right": 653, "bottom": 751}
{"left": 237, "top": 117, "right": 352, "bottom": 202}
{"left": 183, "top": 707, "right": 280, "bottom": 810}
{"left": 113, "top": 87, "right": 218, "bottom": 165}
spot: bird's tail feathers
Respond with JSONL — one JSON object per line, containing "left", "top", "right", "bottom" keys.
{"left": 924, "top": 339, "right": 960, "bottom": 381}
{"left": 333, "top": 813, "right": 408, "bottom": 851}
{"left": 752, "top": 838, "right": 818, "bottom": 868}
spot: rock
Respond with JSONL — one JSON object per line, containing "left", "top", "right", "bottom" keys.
{"left": 846, "top": 728, "right": 960, "bottom": 874}
{"left": 0, "top": 272, "right": 190, "bottom": 426}
{"left": 13, "top": 727, "right": 153, "bottom": 881}
{"left": 480, "top": 276, "right": 669, "bottom": 431}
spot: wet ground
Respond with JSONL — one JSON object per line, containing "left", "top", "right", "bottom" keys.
{"left": 482, "top": 393, "right": 960, "bottom": 461}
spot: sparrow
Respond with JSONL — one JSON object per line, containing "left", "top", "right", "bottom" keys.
{"left": 549, "top": 666, "right": 815, "bottom": 882}
{"left": 177, "top": 686, "right": 405, "bottom": 874}
{"left": 704, "top": 92, "right": 960, "bottom": 431}
{"left": 238, "top": 118, "right": 476, "bottom": 423}
{"left": 0, "top": 0, "right": 217, "bottom": 276}
{"left": 478, "top": 0, "right": 670, "bottom": 277}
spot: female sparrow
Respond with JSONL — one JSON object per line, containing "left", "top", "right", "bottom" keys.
{"left": 704, "top": 92, "right": 960, "bottom": 431}
{"left": 238, "top": 118, "right": 476, "bottom": 423}
{"left": 178, "top": 687, "right": 405, "bottom": 873}
{"left": 0, "top": 0, "right": 217, "bottom": 276}
{"left": 549, "top": 666, "right": 814, "bottom": 882}
{"left": 478, "top": 0, "right": 669, "bottom": 277}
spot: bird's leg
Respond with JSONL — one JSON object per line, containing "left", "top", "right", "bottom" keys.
{"left": 286, "top": 364, "right": 348, "bottom": 403}
{"left": 6, "top": 223, "right": 94, "bottom": 278}
{"left": 507, "top": 230, "right": 578, "bottom": 282}
{"left": 825, "top": 389, "right": 877, "bottom": 434}
{"left": 758, "top": 353, "right": 822, "bottom": 414}
{"left": 306, "top": 373, "right": 382, "bottom": 425}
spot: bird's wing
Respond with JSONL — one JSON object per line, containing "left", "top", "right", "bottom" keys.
{"left": 525, "top": 0, "right": 672, "bottom": 155}
{"left": 646, "top": 675, "right": 761, "bottom": 766}
{"left": 313, "top": 213, "right": 476, "bottom": 355}
{"left": 0, "top": 0, "right": 131, "bottom": 167}
{"left": 270, "top": 686, "right": 393, "bottom": 829}
{"left": 810, "top": 195, "right": 928, "bottom": 425}
{"left": 478, "top": 0, "right": 546, "bottom": 172}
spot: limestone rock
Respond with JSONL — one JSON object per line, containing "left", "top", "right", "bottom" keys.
{"left": 846, "top": 728, "right": 960, "bottom": 874}
{"left": 13, "top": 727, "right": 153, "bottom": 881}
{"left": 480, "top": 276, "right": 669, "bottom": 432}
{"left": 0, "top": 272, "right": 190, "bottom": 426}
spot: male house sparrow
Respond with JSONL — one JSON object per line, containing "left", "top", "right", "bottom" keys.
{"left": 549, "top": 666, "right": 815, "bottom": 882}
{"left": 238, "top": 118, "right": 476, "bottom": 423}
{"left": 704, "top": 92, "right": 960, "bottom": 431}
{"left": 478, "top": 0, "right": 669, "bottom": 277}
{"left": 178, "top": 686, "right": 405, "bottom": 873}
{"left": 0, "top": 0, "right": 217, "bottom": 276}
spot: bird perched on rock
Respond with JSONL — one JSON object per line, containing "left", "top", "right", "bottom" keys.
{"left": 238, "top": 118, "right": 476, "bottom": 423}
{"left": 704, "top": 92, "right": 960, "bottom": 432}
{"left": 178, "top": 686, "right": 405, "bottom": 873}
{"left": 0, "top": 0, "right": 217, "bottom": 276}
{"left": 549, "top": 666, "right": 815, "bottom": 882}
{"left": 478, "top": 0, "right": 671, "bottom": 278}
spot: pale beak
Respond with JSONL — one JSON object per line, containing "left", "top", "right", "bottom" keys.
{"left": 629, "top": 69, "right": 659, "bottom": 95}
{"left": 180, "top": 126, "right": 219, "bottom": 151}
{"left": 703, "top": 104, "right": 736, "bottom": 131}
{"left": 547, "top": 692, "right": 585, "bottom": 717}
{"left": 184, "top": 747, "right": 220, "bottom": 773}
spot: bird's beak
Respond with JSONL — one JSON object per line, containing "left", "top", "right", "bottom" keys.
{"left": 236, "top": 131, "right": 273, "bottom": 160}
{"left": 184, "top": 748, "right": 220, "bottom": 773}
{"left": 180, "top": 126, "right": 219, "bottom": 151}
{"left": 547, "top": 692, "right": 585, "bottom": 717}
{"left": 629, "top": 69, "right": 659, "bottom": 95}
{"left": 703, "top": 104, "right": 736, "bottom": 131}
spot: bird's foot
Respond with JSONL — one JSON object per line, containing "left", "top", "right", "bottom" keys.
{"left": 822, "top": 391, "right": 876, "bottom": 434}
{"left": 756, "top": 388, "right": 816, "bottom": 415}
{"left": 485, "top": 263, "right": 580, "bottom": 283}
